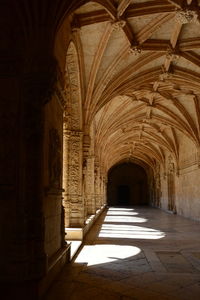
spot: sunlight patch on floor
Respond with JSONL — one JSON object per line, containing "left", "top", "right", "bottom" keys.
{"left": 75, "top": 244, "right": 141, "bottom": 266}
{"left": 104, "top": 216, "right": 147, "bottom": 223}
{"left": 99, "top": 223, "right": 165, "bottom": 239}
{"left": 107, "top": 210, "right": 138, "bottom": 216}
{"left": 108, "top": 208, "right": 136, "bottom": 211}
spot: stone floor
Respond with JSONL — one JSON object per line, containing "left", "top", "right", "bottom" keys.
{"left": 44, "top": 207, "right": 200, "bottom": 300}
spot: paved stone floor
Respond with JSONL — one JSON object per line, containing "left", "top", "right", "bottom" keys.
{"left": 44, "top": 207, "right": 200, "bottom": 300}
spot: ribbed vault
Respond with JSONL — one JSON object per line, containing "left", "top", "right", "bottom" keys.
{"left": 66, "top": 0, "right": 200, "bottom": 176}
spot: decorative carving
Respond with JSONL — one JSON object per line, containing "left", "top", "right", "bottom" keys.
{"left": 175, "top": 9, "right": 198, "bottom": 24}
{"left": 49, "top": 128, "right": 62, "bottom": 188}
{"left": 129, "top": 45, "right": 142, "bottom": 55}
{"left": 65, "top": 42, "right": 82, "bottom": 131}
{"left": 67, "top": 131, "right": 83, "bottom": 195}
{"left": 154, "top": 163, "right": 161, "bottom": 207}
{"left": 168, "top": 156, "right": 176, "bottom": 213}
{"left": 159, "top": 71, "right": 173, "bottom": 81}
{"left": 112, "top": 20, "right": 126, "bottom": 31}
{"left": 166, "top": 48, "right": 180, "bottom": 63}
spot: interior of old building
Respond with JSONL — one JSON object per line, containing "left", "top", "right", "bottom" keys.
{"left": 1, "top": 0, "right": 200, "bottom": 299}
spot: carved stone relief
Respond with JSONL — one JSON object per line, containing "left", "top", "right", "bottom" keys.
{"left": 67, "top": 131, "right": 83, "bottom": 195}
{"left": 65, "top": 42, "right": 82, "bottom": 131}
{"left": 175, "top": 9, "right": 198, "bottom": 24}
{"left": 83, "top": 155, "right": 95, "bottom": 215}
{"left": 153, "top": 163, "right": 161, "bottom": 207}
{"left": 112, "top": 20, "right": 126, "bottom": 31}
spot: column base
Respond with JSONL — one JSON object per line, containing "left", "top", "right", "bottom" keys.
{"left": 66, "top": 205, "right": 106, "bottom": 241}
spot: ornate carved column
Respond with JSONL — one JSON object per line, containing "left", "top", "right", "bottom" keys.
{"left": 66, "top": 130, "right": 84, "bottom": 227}
{"left": 84, "top": 155, "right": 95, "bottom": 215}
{"left": 99, "top": 174, "right": 106, "bottom": 207}
{"left": 63, "top": 126, "right": 70, "bottom": 228}
{"left": 99, "top": 175, "right": 103, "bottom": 206}
{"left": 168, "top": 156, "right": 176, "bottom": 213}
{"left": 94, "top": 162, "right": 101, "bottom": 209}
{"left": 103, "top": 176, "right": 107, "bottom": 206}
{"left": 82, "top": 134, "right": 95, "bottom": 216}
{"left": 154, "top": 163, "right": 161, "bottom": 207}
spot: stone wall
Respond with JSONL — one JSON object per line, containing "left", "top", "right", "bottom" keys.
{"left": 176, "top": 166, "right": 200, "bottom": 221}
{"left": 159, "top": 135, "right": 200, "bottom": 221}
{"left": 43, "top": 95, "right": 64, "bottom": 257}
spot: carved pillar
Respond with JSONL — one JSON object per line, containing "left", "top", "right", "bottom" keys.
{"left": 67, "top": 130, "right": 84, "bottom": 227}
{"left": 103, "top": 176, "right": 107, "bottom": 206}
{"left": 94, "top": 162, "right": 101, "bottom": 209}
{"left": 99, "top": 176, "right": 103, "bottom": 206}
{"left": 154, "top": 163, "right": 161, "bottom": 207}
{"left": 99, "top": 174, "right": 106, "bottom": 206}
{"left": 82, "top": 134, "right": 96, "bottom": 216}
{"left": 84, "top": 155, "right": 95, "bottom": 215}
{"left": 168, "top": 156, "right": 176, "bottom": 213}
{"left": 63, "top": 126, "right": 70, "bottom": 227}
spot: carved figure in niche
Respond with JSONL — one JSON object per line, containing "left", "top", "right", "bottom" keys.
{"left": 49, "top": 128, "right": 62, "bottom": 188}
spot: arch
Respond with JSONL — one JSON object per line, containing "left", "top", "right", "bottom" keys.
{"left": 107, "top": 162, "right": 150, "bottom": 206}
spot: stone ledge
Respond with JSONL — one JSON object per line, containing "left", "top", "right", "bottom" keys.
{"left": 65, "top": 205, "right": 105, "bottom": 240}
{"left": 65, "top": 205, "right": 106, "bottom": 259}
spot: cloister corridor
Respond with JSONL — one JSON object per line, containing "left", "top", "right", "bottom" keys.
{"left": 3, "top": 1, "right": 200, "bottom": 299}
{"left": 44, "top": 207, "right": 200, "bottom": 300}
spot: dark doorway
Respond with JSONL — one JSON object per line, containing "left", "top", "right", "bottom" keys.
{"left": 107, "top": 162, "right": 149, "bottom": 206}
{"left": 117, "top": 185, "right": 130, "bottom": 205}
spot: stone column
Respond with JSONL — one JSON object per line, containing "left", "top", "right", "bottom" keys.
{"left": 103, "top": 176, "right": 107, "bottom": 206}
{"left": 84, "top": 155, "right": 96, "bottom": 215}
{"left": 168, "top": 156, "right": 176, "bottom": 213}
{"left": 154, "top": 163, "right": 161, "bottom": 207}
{"left": 67, "top": 130, "right": 84, "bottom": 227}
{"left": 95, "top": 163, "right": 101, "bottom": 209}
{"left": 63, "top": 126, "right": 70, "bottom": 228}
{"left": 99, "top": 175, "right": 106, "bottom": 207}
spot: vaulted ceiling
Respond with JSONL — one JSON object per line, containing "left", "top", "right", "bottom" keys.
{"left": 69, "top": 0, "right": 200, "bottom": 172}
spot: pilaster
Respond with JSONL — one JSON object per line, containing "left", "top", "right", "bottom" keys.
{"left": 84, "top": 155, "right": 96, "bottom": 215}
{"left": 65, "top": 130, "right": 84, "bottom": 227}
{"left": 94, "top": 162, "right": 101, "bottom": 209}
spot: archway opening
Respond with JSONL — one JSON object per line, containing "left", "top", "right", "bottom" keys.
{"left": 107, "top": 162, "right": 149, "bottom": 206}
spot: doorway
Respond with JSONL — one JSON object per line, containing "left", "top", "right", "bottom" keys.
{"left": 107, "top": 162, "right": 149, "bottom": 206}
{"left": 117, "top": 185, "right": 130, "bottom": 205}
